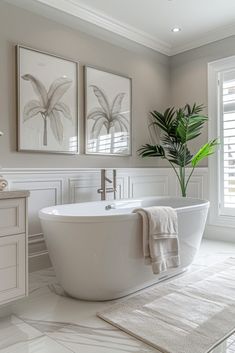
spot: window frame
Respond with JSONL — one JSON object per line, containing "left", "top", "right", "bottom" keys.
{"left": 208, "top": 55, "right": 235, "bottom": 227}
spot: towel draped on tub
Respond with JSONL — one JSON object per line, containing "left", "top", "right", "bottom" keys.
{"left": 133, "top": 207, "right": 180, "bottom": 274}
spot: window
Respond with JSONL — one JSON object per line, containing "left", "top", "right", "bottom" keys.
{"left": 208, "top": 56, "right": 235, "bottom": 226}
{"left": 221, "top": 71, "right": 235, "bottom": 213}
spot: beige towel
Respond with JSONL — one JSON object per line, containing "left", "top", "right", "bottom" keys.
{"left": 133, "top": 207, "right": 180, "bottom": 274}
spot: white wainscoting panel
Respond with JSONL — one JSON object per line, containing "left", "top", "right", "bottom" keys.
{"left": 10, "top": 179, "right": 63, "bottom": 236}
{"left": 2, "top": 168, "right": 208, "bottom": 271}
{"left": 69, "top": 175, "right": 100, "bottom": 203}
{"left": 129, "top": 175, "right": 169, "bottom": 198}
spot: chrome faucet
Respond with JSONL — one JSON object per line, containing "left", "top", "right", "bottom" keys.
{"left": 97, "top": 169, "right": 117, "bottom": 200}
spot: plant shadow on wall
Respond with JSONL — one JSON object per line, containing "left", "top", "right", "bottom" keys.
{"left": 139, "top": 104, "right": 219, "bottom": 197}
{"left": 22, "top": 74, "right": 73, "bottom": 146}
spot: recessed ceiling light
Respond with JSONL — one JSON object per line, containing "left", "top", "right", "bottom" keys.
{"left": 171, "top": 27, "right": 181, "bottom": 33}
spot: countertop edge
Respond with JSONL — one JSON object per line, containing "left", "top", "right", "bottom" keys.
{"left": 0, "top": 190, "right": 30, "bottom": 199}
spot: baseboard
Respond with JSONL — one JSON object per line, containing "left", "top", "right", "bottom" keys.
{"left": 28, "top": 250, "right": 51, "bottom": 272}
{"left": 204, "top": 224, "right": 235, "bottom": 243}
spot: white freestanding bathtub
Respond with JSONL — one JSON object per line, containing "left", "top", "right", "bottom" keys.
{"left": 39, "top": 197, "right": 209, "bottom": 301}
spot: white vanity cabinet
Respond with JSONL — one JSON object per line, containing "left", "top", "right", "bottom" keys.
{"left": 0, "top": 191, "right": 29, "bottom": 305}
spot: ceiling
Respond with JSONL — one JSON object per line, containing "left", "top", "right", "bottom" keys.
{"left": 8, "top": 0, "right": 235, "bottom": 55}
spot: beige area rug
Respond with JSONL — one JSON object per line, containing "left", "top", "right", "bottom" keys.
{"left": 98, "top": 258, "right": 235, "bottom": 353}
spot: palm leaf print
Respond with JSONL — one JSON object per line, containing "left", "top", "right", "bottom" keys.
{"left": 87, "top": 85, "right": 129, "bottom": 136}
{"left": 22, "top": 74, "right": 73, "bottom": 146}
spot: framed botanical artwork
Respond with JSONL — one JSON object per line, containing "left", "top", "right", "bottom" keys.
{"left": 17, "top": 45, "right": 79, "bottom": 154}
{"left": 84, "top": 66, "right": 132, "bottom": 156}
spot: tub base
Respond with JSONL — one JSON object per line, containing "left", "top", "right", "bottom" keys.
{"left": 63, "top": 266, "right": 189, "bottom": 301}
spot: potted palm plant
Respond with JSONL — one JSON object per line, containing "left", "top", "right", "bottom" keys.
{"left": 138, "top": 104, "right": 218, "bottom": 197}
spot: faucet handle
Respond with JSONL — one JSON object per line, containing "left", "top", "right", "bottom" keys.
{"left": 97, "top": 188, "right": 104, "bottom": 194}
{"left": 105, "top": 176, "right": 113, "bottom": 183}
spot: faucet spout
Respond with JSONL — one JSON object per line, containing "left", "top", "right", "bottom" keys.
{"left": 105, "top": 176, "right": 113, "bottom": 183}
{"left": 97, "top": 169, "right": 117, "bottom": 200}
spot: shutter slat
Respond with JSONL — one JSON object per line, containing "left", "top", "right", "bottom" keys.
{"left": 222, "top": 80, "right": 235, "bottom": 210}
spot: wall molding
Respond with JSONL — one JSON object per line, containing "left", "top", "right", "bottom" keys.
{"left": 2, "top": 166, "right": 230, "bottom": 271}
{"left": 10, "top": 0, "right": 235, "bottom": 56}
{"left": 171, "top": 22, "right": 235, "bottom": 56}
{"left": 31, "top": 0, "right": 171, "bottom": 55}
{"left": 28, "top": 233, "right": 44, "bottom": 244}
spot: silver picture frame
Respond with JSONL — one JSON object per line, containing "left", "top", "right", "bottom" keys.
{"left": 16, "top": 45, "right": 79, "bottom": 154}
{"left": 84, "top": 65, "right": 132, "bottom": 156}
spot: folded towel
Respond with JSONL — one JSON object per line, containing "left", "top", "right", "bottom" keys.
{"left": 133, "top": 207, "right": 180, "bottom": 274}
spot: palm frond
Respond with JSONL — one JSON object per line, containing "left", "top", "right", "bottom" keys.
{"left": 150, "top": 107, "right": 175, "bottom": 134}
{"left": 47, "top": 77, "right": 72, "bottom": 114}
{"left": 90, "top": 85, "right": 110, "bottom": 116}
{"left": 21, "top": 74, "right": 47, "bottom": 107}
{"left": 184, "top": 103, "right": 205, "bottom": 116}
{"left": 114, "top": 119, "right": 124, "bottom": 133}
{"left": 111, "top": 93, "right": 125, "bottom": 115}
{"left": 168, "top": 144, "right": 192, "bottom": 167}
{"left": 54, "top": 102, "right": 72, "bottom": 120}
{"left": 87, "top": 108, "right": 107, "bottom": 120}
{"left": 138, "top": 144, "right": 165, "bottom": 158}
{"left": 176, "top": 105, "right": 208, "bottom": 143}
{"left": 23, "top": 100, "right": 45, "bottom": 121}
{"left": 114, "top": 114, "right": 129, "bottom": 125}
{"left": 162, "top": 135, "right": 192, "bottom": 166}
{"left": 113, "top": 117, "right": 128, "bottom": 132}
{"left": 191, "top": 139, "right": 219, "bottom": 167}
{"left": 91, "top": 117, "right": 106, "bottom": 138}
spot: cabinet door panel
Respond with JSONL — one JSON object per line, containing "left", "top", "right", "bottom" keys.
{"left": 0, "top": 243, "right": 16, "bottom": 269}
{"left": 0, "top": 199, "right": 25, "bottom": 236}
{"left": 0, "top": 234, "right": 26, "bottom": 304}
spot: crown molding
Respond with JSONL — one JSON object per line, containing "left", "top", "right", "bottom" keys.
{"left": 7, "top": 0, "right": 235, "bottom": 56}
{"left": 30, "top": 0, "right": 172, "bottom": 55}
{"left": 171, "top": 22, "right": 235, "bottom": 56}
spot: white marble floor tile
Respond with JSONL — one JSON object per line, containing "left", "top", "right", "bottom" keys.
{"left": 0, "top": 239, "right": 235, "bottom": 353}
{"left": 23, "top": 318, "right": 159, "bottom": 353}
{"left": 194, "top": 239, "right": 235, "bottom": 266}
{"left": 0, "top": 335, "right": 74, "bottom": 353}
{"left": 29, "top": 268, "right": 58, "bottom": 295}
{"left": 0, "top": 315, "right": 72, "bottom": 353}
{"left": 0, "top": 315, "right": 42, "bottom": 351}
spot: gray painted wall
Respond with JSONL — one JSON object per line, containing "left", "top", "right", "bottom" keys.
{"left": 0, "top": 2, "right": 170, "bottom": 168}
{"left": 2, "top": 2, "right": 235, "bottom": 169}
{"left": 170, "top": 36, "right": 235, "bottom": 164}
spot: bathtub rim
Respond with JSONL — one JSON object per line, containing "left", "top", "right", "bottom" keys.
{"left": 39, "top": 196, "right": 210, "bottom": 223}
